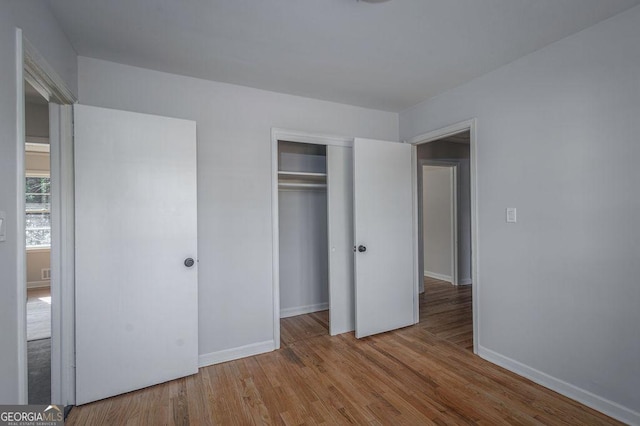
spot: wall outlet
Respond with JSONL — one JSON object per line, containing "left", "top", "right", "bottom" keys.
{"left": 506, "top": 207, "right": 517, "bottom": 223}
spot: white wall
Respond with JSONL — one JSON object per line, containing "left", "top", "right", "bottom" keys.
{"left": 400, "top": 5, "right": 640, "bottom": 422}
{"left": 423, "top": 166, "right": 453, "bottom": 280}
{"left": 0, "top": 0, "right": 77, "bottom": 404}
{"left": 25, "top": 102, "right": 49, "bottom": 139}
{"left": 279, "top": 190, "right": 329, "bottom": 316}
{"left": 77, "top": 56, "right": 398, "bottom": 361}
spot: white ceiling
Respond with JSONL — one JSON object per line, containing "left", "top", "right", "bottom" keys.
{"left": 48, "top": 0, "right": 640, "bottom": 112}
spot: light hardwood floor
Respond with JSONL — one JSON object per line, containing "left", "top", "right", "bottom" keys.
{"left": 67, "top": 278, "right": 620, "bottom": 425}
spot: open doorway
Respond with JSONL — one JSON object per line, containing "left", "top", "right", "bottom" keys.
{"left": 24, "top": 80, "right": 52, "bottom": 404}
{"left": 18, "top": 32, "right": 77, "bottom": 407}
{"left": 277, "top": 141, "right": 331, "bottom": 346}
{"left": 415, "top": 128, "right": 475, "bottom": 352}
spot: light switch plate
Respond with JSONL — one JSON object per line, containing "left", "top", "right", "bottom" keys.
{"left": 0, "top": 211, "right": 6, "bottom": 241}
{"left": 506, "top": 208, "right": 517, "bottom": 223}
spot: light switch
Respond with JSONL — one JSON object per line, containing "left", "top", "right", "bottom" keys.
{"left": 0, "top": 211, "right": 6, "bottom": 241}
{"left": 506, "top": 208, "right": 517, "bottom": 223}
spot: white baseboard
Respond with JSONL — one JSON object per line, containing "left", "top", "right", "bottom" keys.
{"left": 280, "top": 302, "right": 328, "bottom": 319}
{"left": 459, "top": 278, "right": 472, "bottom": 285}
{"left": 27, "top": 280, "right": 50, "bottom": 289}
{"left": 478, "top": 346, "right": 640, "bottom": 425}
{"left": 198, "top": 340, "right": 275, "bottom": 368}
{"left": 424, "top": 271, "right": 452, "bottom": 283}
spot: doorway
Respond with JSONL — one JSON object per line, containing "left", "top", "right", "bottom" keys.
{"left": 24, "top": 80, "right": 53, "bottom": 404}
{"left": 18, "top": 31, "right": 77, "bottom": 406}
{"left": 410, "top": 120, "right": 478, "bottom": 353}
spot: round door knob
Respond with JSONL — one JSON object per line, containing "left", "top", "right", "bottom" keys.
{"left": 358, "top": 245, "right": 367, "bottom": 253}
{"left": 184, "top": 258, "right": 195, "bottom": 267}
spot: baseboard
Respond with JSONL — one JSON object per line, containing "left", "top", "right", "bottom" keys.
{"left": 478, "top": 346, "right": 640, "bottom": 425}
{"left": 423, "top": 271, "right": 452, "bottom": 283}
{"left": 459, "top": 278, "right": 472, "bottom": 285}
{"left": 198, "top": 340, "right": 275, "bottom": 368}
{"left": 27, "top": 280, "right": 50, "bottom": 289}
{"left": 280, "top": 302, "right": 328, "bottom": 319}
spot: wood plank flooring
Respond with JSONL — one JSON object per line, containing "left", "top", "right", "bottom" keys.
{"left": 67, "top": 278, "right": 620, "bottom": 425}
{"left": 421, "top": 276, "right": 473, "bottom": 351}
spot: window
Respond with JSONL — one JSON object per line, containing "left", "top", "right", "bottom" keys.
{"left": 26, "top": 176, "right": 51, "bottom": 248}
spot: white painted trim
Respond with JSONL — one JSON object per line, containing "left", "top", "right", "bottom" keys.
{"left": 271, "top": 128, "right": 353, "bottom": 148}
{"left": 271, "top": 128, "right": 355, "bottom": 352}
{"left": 407, "top": 120, "right": 475, "bottom": 146}
{"left": 280, "top": 302, "right": 329, "bottom": 319}
{"left": 410, "top": 118, "right": 479, "bottom": 355}
{"left": 459, "top": 278, "right": 472, "bottom": 285}
{"left": 25, "top": 246, "right": 51, "bottom": 253}
{"left": 478, "top": 346, "right": 640, "bottom": 425}
{"left": 198, "top": 341, "right": 275, "bottom": 368}
{"left": 27, "top": 280, "right": 50, "bottom": 289}
{"left": 450, "top": 167, "right": 458, "bottom": 286}
{"left": 57, "top": 105, "right": 75, "bottom": 406}
{"left": 423, "top": 271, "right": 453, "bottom": 283}
{"left": 22, "top": 37, "right": 77, "bottom": 104}
{"left": 25, "top": 137, "right": 50, "bottom": 147}
{"left": 271, "top": 134, "right": 281, "bottom": 351}
{"left": 411, "top": 146, "right": 420, "bottom": 324}
{"left": 15, "top": 29, "right": 28, "bottom": 405}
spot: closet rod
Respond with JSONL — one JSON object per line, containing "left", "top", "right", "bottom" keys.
{"left": 278, "top": 182, "right": 327, "bottom": 189}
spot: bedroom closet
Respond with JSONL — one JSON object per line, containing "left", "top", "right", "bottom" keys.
{"left": 276, "top": 138, "right": 355, "bottom": 339}
{"left": 278, "top": 141, "right": 329, "bottom": 319}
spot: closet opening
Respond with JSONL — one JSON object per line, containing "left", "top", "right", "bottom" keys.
{"left": 277, "top": 141, "right": 330, "bottom": 345}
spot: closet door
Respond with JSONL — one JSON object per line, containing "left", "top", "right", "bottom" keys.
{"left": 74, "top": 105, "right": 198, "bottom": 404}
{"left": 327, "top": 146, "right": 354, "bottom": 335}
{"left": 353, "top": 138, "right": 415, "bottom": 338}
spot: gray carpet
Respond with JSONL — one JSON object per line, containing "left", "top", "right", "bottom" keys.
{"left": 28, "top": 338, "right": 51, "bottom": 404}
{"left": 27, "top": 296, "right": 51, "bottom": 341}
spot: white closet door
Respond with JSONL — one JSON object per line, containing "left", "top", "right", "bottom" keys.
{"left": 327, "top": 146, "right": 354, "bottom": 335}
{"left": 74, "top": 105, "right": 198, "bottom": 405}
{"left": 353, "top": 138, "right": 416, "bottom": 338}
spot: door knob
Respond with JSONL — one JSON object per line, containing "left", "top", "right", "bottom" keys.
{"left": 358, "top": 245, "right": 367, "bottom": 253}
{"left": 184, "top": 258, "right": 195, "bottom": 267}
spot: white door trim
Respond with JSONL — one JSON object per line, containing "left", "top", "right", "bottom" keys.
{"left": 17, "top": 29, "right": 76, "bottom": 405}
{"left": 271, "top": 128, "right": 353, "bottom": 349}
{"left": 408, "top": 119, "right": 479, "bottom": 355}
{"left": 15, "top": 28, "right": 27, "bottom": 405}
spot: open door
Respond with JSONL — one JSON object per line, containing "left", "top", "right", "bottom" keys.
{"left": 353, "top": 138, "right": 415, "bottom": 338}
{"left": 327, "top": 145, "right": 354, "bottom": 336}
{"left": 74, "top": 105, "right": 198, "bottom": 405}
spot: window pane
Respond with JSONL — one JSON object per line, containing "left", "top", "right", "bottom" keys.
{"left": 26, "top": 177, "right": 50, "bottom": 194}
{"left": 25, "top": 177, "right": 51, "bottom": 247}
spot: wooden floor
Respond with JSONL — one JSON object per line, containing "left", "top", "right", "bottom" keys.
{"left": 67, "top": 278, "right": 620, "bottom": 425}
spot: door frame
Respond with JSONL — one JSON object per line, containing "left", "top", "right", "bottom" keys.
{"left": 270, "top": 128, "right": 352, "bottom": 349}
{"left": 407, "top": 119, "right": 479, "bottom": 354}
{"left": 419, "top": 161, "right": 459, "bottom": 286}
{"left": 17, "top": 29, "right": 76, "bottom": 405}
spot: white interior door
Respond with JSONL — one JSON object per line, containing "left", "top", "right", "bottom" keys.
{"left": 327, "top": 145, "right": 354, "bottom": 335}
{"left": 74, "top": 105, "right": 198, "bottom": 405}
{"left": 353, "top": 138, "right": 416, "bottom": 338}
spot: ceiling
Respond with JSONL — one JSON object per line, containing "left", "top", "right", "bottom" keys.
{"left": 48, "top": 0, "right": 640, "bottom": 112}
